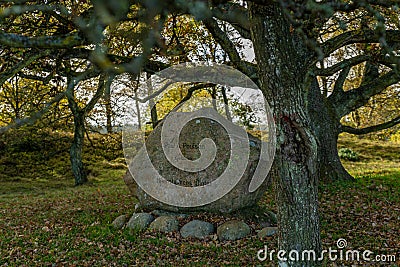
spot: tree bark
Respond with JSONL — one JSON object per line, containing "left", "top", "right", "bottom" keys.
{"left": 221, "top": 86, "right": 232, "bottom": 121}
{"left": 134, "top": 88, "right": 142, "bottom": 129}
{"left": 250, "top": 3, "right": 321, "bottom": 266}
{"left": 211, "top": 85, "right": 217, "bottom": 111}
{"left": 66, "top": 74, "right": 105, "bottom": 185}
{"left": 308, "top": 79, "right": 355, "bottom": 182}
{"left": 317, "top": 126, "right": 354, "bottom": 182}
{"left": 104, "top": 79, "right": 113, "bottom": 133}
{"left": 146, "top": 72, "right": 158, "bottom": 129}
{"left": 70, "top": 111, "right": 88, "bottom": 185}
{"left": 313, "top": 126, "right": 352, "bottom": 183}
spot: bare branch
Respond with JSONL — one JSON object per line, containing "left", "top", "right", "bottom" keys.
{"left": 202, "top": 18, "right": 257, "bottom": 80}
{"left": 84, "top": 75, "right": 106, "bottom": 114}
{"left": 65, "top": 67, "right": 101, "bottom": 114}
{"left": 0, "top": 4, "right": 70, "bottom": 18}
{"left": 331, "top": 65, "right": 350, "bottom": 97}
{"left": 17, "top": 72, "right": 55, "bottom": 84}
{"left": 133, "top": 80, "right": 175, "bottom": 103}
{"left": 60, "top": 48, "right": 169, "bottom": 74}
{"left": 171, "top": 82, "right": 215, "bottom": 113}
{"left": 315, "top": 55, "right": 370, "bottom": 76}
{"left": 322, "top": 30, "right": 400, "bottom": 56}
{"left": 211, "top": 3, "right": 251, "bottom": 39}
{"left": 0, "top": 33, "right": 84, "bottom": 49}
{"left": 329, "top": 70, "right": 400, "bottom": 117}
{"left": 322, "top": 0, "right": 400, "bottom": 12}
{"left": 0, "top": 50, "right": 51, "bottom": 86}
{"left": 0, "top": 91, "right": 66, "bottom": 134}
{"left": 340, "top": 115, "right": 400, "bottom": 134}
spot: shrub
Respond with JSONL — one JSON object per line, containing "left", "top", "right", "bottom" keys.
{"left": 338, "top": 147, "right": 360, "bottom": 161}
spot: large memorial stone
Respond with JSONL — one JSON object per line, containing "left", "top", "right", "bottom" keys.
{"left": 123, "top": 109, "right": 272, "bottom": 213}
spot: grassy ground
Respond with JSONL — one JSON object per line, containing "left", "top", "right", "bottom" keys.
{"left": 0, "top": 130, "right": 399, "bottom": 266}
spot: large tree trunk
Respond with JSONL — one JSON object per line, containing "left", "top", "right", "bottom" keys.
{"left": 250, "top": 3, "right": 321, "bottom": 266}
{"left": 70, "top": 111, "right": 87, "bottom": 185}
{"left": 312, "top": 59, "right": 382, "bottom": 183}
{"left": 317, "top": 126, "right": 354, "bottom": 182}
{"left": 308, "top": 79, "right": 355, "bottom": 182}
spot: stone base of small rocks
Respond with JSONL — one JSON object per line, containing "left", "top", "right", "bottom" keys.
{"left": 112, "top": 209, "right": 277, "bottom": 241}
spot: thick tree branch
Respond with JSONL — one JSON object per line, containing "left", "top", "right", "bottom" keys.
{"left": 202, "top": 18, "right": 257, "bottom": 80}
{"left": 211, "top": 3, "right": 251, "bottom": 39}
{"left": 322, "top": 30, "right": 400, "bottom": 56}
{"left": 0, "top": 33, "right": 84, "bottom": 49}
{"left": 65, "top": 77, "right": 80, "bottom": 115}
{"left": 59, "top": 48, "right": 169, "bottom": 74}
{"left": 377, "top": 56, "right": 400, "bottom": 70}
{"left": 340, "top": 115, "right": 400, "bottom": 134}
{"left": 315, "top": 55, "right": 370, "bottom": 76}
{"left": 331, "top": 65, "right": 350, "bottom": 98}
{"left": 65, "top": 67, "right": 102, "bottom": 115}
{"left": 84, "top": 75, "right": 106, "bottom": 114}
{"left": 17, "top": 72, "right": 55, "bottom": 84}
{"left": 171, "top": 82, "right": 215, "bottom": 113}
{"left": 321, "top": 0, "right": 400, "bottom": 12}
{"left": 0, "top": 50, "right": 51, "bottom": 86}
{"left": 329, "top": 70, "right": 400, "bottom": 117}
{"left": 0, "top": 4, "right": 70, "bottom": 18}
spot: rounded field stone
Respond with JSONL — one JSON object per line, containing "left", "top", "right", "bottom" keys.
{"left": 126, "top": 213, "right": 154, "bottom": 231}
{"left": 112, "top": 214, "right": 128, "bottom": 229}
{"left": 151, "top": 209, "right": 188, "bottom": 219}
{"left": 180, "top": 220, "right": 215, "bottom": 239}
{"left": 149, "top": 216, "right": 179, "bottom": 233}
{"left": 217, "top": 220, "right": 251, "bottom": 241}
{"left": 257, "top": 226, "right": 278, "bottom": 238}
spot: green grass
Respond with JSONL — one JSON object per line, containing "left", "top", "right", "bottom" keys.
{"left": 0, "top": 130, "right": 399, "bottom": 266}
{"left": 338, "top": 133, "right": 400, "bottom": 177}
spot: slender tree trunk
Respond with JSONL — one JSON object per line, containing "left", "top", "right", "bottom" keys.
{"left": 134, "top": 88, "right": 142, "bottom": 129}
{"left": 105, "top": 99, "right": 113, "bottom": 133}
{"left": 211, "top": 85, "right": 217, "bottom": 111}
{"left": 221, "top": 86, "right": 232, "bottom": 121}
{"left": 65, "top": 74, "right": 105, "bottom": 185}
{"left": 66, "top": 78, "right": 88, "bottom": 186}
{"left": 146, "top": 73, "right": 158, "bottom": 128}
{"left": 70, "top": 111, "right": 87, "bottom": 185}
{"left": 14, "top": 76, "right": 21, "bottom": 120}
{"left": 250, "top": 3, "right": 321, "bottom": 266}
{"left": 150, "top": 105, "right": 158, "bottom": 129}
{"left": 105, "top": 84, "right": 113, "bottom": 133}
